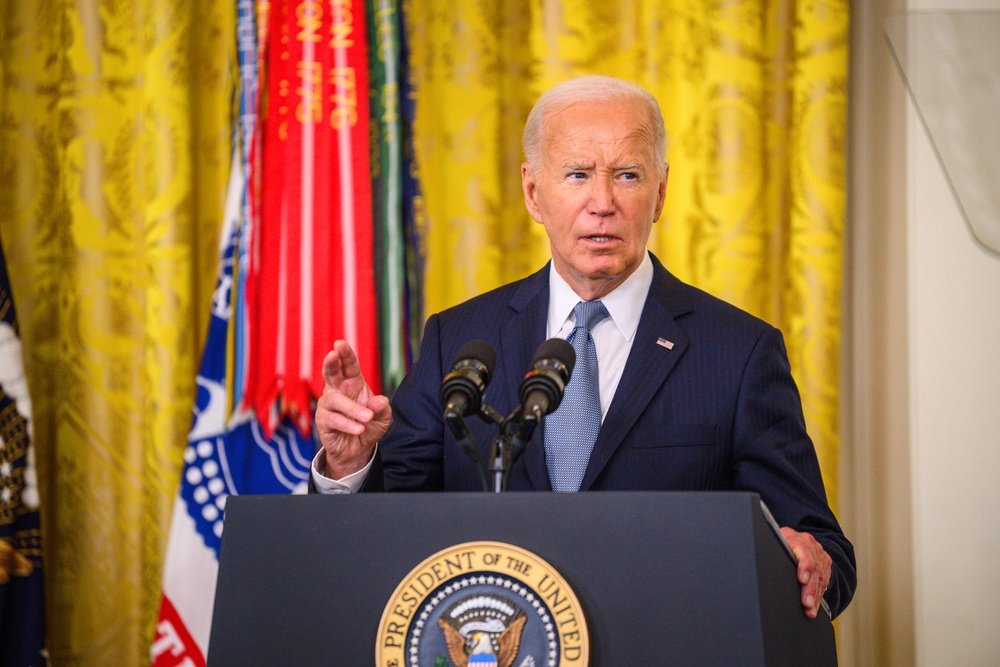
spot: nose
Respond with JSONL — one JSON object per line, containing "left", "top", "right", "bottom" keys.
{"left": 588, "top": 175, "right": 615, "bottom": 216}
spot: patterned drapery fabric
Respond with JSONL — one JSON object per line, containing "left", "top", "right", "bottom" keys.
{"left": 0, "top": 1, "right": 231, "bottom": 663}
{"left": 0, "top": 0, "right": 847, "bottom": 663}
{"left": 407, "top": 0, "right": 848, "bottom": 509}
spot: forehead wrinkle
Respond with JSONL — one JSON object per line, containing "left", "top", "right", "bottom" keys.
{"left": 552, "top": 139, "right": 651, "bottom": 167}
{"left": 627, "top": 125, "right": 656, "bottom": 152}
{"left": 541, "top": 113, "right": 658, "bottom": 172}
{"left": 570, "top": 151, "right": 650, "bottom": 172}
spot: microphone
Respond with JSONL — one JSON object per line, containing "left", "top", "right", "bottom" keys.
{"left": 518, "top": 338, "right": 576, "bottom": 424}
{"left": 439, "top": 340, "right": 497, "bottom": 420}
{"left": 441, "top": 340, "right": 497, "bottom": 469}
{"left": 507, "top": 338, "right": 575, "bottom": 466}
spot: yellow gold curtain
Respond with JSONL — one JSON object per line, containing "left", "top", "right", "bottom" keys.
{"left": 406, "top": 0, "right": 849, "bottom": 510}
{"left": 0, "top": 1, "right": 231, "bottom": 663}
{"left": 1, "top": 0, "right": 847, "bottom": 662}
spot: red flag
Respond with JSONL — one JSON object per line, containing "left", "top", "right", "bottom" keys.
{"left": 246, "top": 0, "right": 381, "bottom": 436}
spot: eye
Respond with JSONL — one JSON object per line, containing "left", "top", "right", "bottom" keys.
{"left": 567, "top": 172, "right": 587, "bottom": 180}
{"left": 619, "top": 172, "right": 639, "bottom": 181}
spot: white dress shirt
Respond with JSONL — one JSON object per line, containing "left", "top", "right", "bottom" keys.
{"left": 311, "top": 251, "right": 655, "bottom": 493}
{"left": 545, "top": 251, "right": 652, "bottom": 422}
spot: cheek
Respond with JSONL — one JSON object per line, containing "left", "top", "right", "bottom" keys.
{"left": 551, "top": 188, "right": 590, "bottom": 211}
{"left": 625, "top": 198, "right": 660, "bottom": 230}
{"left": 547, "top": 222, "right": 577, "bottom": 250}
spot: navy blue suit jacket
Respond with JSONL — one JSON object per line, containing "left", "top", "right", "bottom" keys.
{"left": 359, "top": 253, "right": 856, "bottom": 617}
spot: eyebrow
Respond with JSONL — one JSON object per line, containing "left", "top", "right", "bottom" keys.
{"left": 561, "top": 162, "right": 644, "bottom": 171}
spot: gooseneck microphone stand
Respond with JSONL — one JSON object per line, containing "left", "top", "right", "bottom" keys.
{"left": 445, "top": 402, "right": 532, "bottom": 493}
{"left": 441, "top": 338, "right": 573, "bottom": 493}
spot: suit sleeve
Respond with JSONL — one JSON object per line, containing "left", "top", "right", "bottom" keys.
{"left": 363, "top": 313, "right": 449, "bottom": 491}
{"left": 731, "top": 326, "right": 857, "bottom": 618}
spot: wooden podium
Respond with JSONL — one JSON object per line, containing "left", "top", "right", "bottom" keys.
{"left": 207, "top": 491, "right": 836, "bottom": 665}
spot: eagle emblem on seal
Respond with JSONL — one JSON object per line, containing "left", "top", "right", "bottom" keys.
{"left": 437, "top": 593, "right": 528, "bottom": 667}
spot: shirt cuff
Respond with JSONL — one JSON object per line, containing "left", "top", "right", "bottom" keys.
{"left": 310, "top": 445, "right": 377, "bottom": 494}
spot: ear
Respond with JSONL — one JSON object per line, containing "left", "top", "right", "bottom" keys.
{"left": 652, "top": 162, "right": 669, "bottom": 222}
{"left": 521, "top": 162, "right": 544, "bottom": 223}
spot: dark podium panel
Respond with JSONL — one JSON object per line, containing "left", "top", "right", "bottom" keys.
{"left": 208, "top": 492, "right": 836, "bottom": 666}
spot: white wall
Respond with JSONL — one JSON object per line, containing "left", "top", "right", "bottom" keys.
{"left": 846, "top": 0, "right": 1000, "bottom": 664}
{"left": 910, "top": 120, "right": 1000, "bottom": 663}
{"left": 906, "top": 3, "right": 1000, "bottom": 657}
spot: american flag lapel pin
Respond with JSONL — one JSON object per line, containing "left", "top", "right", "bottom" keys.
{"left": 656, "top": 337, "right": 675, "bottom": 350}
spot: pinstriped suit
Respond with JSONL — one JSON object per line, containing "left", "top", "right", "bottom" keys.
{"left": 361, "top": 252, "right": 856, "bottom": 617}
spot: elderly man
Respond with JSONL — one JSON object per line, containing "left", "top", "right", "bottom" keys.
{"left": 311, "top": 75, "right": 856, "bottom": 620}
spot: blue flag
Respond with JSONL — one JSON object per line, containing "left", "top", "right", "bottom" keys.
{"left": 0, "top": 238, "right": 48, "bottom": 666}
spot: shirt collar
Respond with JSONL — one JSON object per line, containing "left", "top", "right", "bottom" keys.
{"left": 546, "top": 251, "right": 653, "bottom": 341}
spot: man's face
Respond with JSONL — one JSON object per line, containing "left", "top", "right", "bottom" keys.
{"left": 522, "top": 100, "right": 668, "bottom": 300}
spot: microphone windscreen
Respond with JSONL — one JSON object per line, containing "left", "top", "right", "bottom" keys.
{"left": 532, "top": 337, "right": 575, "bottom": 374}
{"left": 452, "top": 339, "right": 497, "bottom": 375}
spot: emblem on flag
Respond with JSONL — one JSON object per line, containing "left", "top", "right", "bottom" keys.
{"left": 0, "top": 236, "right": 48, "bottom": 665}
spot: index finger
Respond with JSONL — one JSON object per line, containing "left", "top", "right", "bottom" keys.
{"left": 322, "top": 340, "right": 361, "bottom": 389}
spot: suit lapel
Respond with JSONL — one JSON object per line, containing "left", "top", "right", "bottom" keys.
{"left": 579, "top": 256, "right": 693, "bottom": 491}
{"left": 499, "top": 266, "right": 551, "bottom": 491}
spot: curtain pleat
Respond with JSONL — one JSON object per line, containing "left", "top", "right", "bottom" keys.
{"left": 0, "top": 1, "right": 231, "bottom": 663}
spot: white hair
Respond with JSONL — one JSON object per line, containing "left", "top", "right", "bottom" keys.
{"left": 522, "top": 75, "right": 668, "bottom": 170}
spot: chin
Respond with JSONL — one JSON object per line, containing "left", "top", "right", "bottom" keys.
{"left": 582, "top": 260, "right": 630, "bottom": 280}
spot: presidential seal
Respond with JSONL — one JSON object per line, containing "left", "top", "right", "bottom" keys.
{"left": 376, "top": 541, "right": 589, "bottom": 667}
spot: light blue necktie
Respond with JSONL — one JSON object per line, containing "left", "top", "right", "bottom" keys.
{"left": 545, "top": 300, "right": 609, "bottom": 492}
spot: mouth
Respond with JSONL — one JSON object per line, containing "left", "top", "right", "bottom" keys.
{"left": 584, "top": 234, "right": 616, "bottom": 242}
